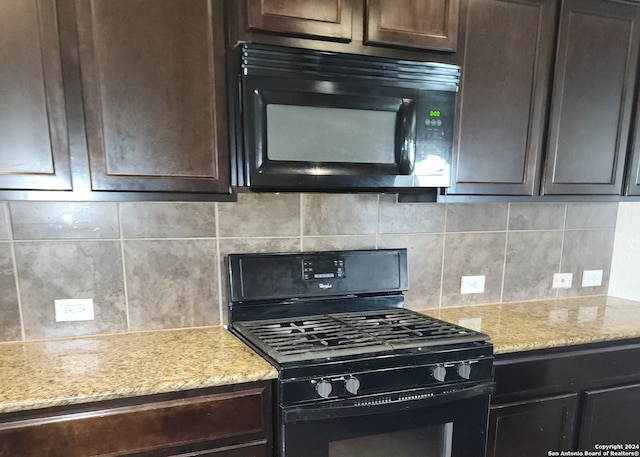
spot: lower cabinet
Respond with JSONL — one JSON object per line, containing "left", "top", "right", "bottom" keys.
{"left": 488, "top": 394, "right": 577, "bottom": 457}
{"left": 0, "top": 381, "right": 272, "bottom": 457}
{"left": 488, "top": 341, "right": 640, "bottom": 456}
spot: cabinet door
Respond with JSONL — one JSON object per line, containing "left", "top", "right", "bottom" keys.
{"left": 579, "top": 383, "right": 640, "bottom": 448}
{"left": 448, "top": 0, "right": 557, "bottom": 195}
{"left": 0, "top": 0, "right": 71, "bottom": 191}
{"left": 542, "top": 0, "right": 640, "bottom": 195}
{"left": 624, "top": 95, "right": 640, "bottom": 195}
{"left": 246, "top": 0, "right": 354, "bottom": 41}
{"left": 487, "top": 394, "right": 578, "bottom": 457}
{"left": 75, "top": 0, "right": 230, "bottom": 193}
{"left": 365, "top": 0, "right": 459, "bottom": 51}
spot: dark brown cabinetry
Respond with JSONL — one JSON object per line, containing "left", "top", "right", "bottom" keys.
{"left": 75, "top": 0, "right": 230, "bottom": 194}
{"left": 488, "top": 340, "right": 640, "bottom": 457}
{"left": 246, "top": 0, "right": 354, "bottom": 42}
{"left": 450, "top": 0, "right": 640, "bottom": 197}
{"left": 542, "top": 0, "right": 640, "bottom": 195}
{"left": 449, "top": 0, "right": 557, "bottom": 196}
{"left": 488, "top": 394, "right": 577, "bottom": 457}
{"left": 365, "top": 0, "right": 459, "bottom": 51}
{"left": 0, "top": 0, "right": 71, "bottom": 191}
{"left": 0, "top": 381, "right": 272, "bottom": 457}
{"left": 232, "top": 0, "right": 460, "bottom": 53}
{"left": 0, "top": 0, "right": 231, "bottom": 199}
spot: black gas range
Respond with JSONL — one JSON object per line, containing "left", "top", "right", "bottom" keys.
{"left": 228, "top": 249, "right": 494, "bottom": 457}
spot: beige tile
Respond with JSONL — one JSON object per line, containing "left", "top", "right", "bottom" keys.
{"left": 503, "top": 231, "right": 563, "bottom": 302}
{"left": 120, "top": 202, "right": 216, "bottom": 238}
{"left": 218, "top": 193, "right": 300, "bottom": 238}
{"left": 558, "top": 229, "right": 615, "bottom": 298}
{"left": 303, "top": 194, "right": 378, "bottom": 235}
{"left": 302, "top": 236, "right": 377, "bottom": 252}
{"left": 0, "top": 203, "right": 9, "bottom": 240}
{"left": 218, "top": 238, "right": 301, "bottom": 323}
{"left": 14, "top": 241, "right": 127, "bottom": 339}
{"left": 509, "top": 203, "right": 566, "bottom": 230}
{"left": 124, "top": 240, "right": 219, "bottom": 331}
{"left": 378, "top": 196, "right": 445, "bottom": 234}
{"left": 446, "top": 203, "right": 509, "bottom": 232}
{"left": 441, "top": 232, "right": 506, "bottom": 306}
{"left": 378, "top": 234, "right": 444, "bottom": 309}
{"left": 565, "top": 203, "right": 618, "bottom": 229}
{"left": 10, "top": 202, "right": 119, "bottom": 240}
{"left": 0, "top": 243, "right": 21, "bottom": 341}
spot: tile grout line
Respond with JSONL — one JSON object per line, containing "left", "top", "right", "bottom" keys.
{"left": 499, "top": 204, "right": 511, "bottom": 303}
{"left": 299, "top": 194, "right": 304, "bottom": 251}
{"left": 556, "top": 203, "right": 569, "bottom": 299}
{"left": 215, "top": 202, "right": 225, "bottom": 326}
{"left": 6, "top": 203, "right": 26, "bottom": 341}
{"left": 438, "top": 204, "right": 448, "bottom": 308}
{"left": 117, "top": 203, "right": 131, "bottom": 332}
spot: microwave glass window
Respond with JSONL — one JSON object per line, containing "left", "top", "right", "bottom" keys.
{"left": 266, "top": 105, "right": 397, "bottom": 164}
{"left": 327, "top": 423, "right": 453, "bottom": 457}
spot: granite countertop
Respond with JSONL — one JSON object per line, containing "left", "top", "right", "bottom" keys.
{"left": 420, "top": 295, "right": 640, "bottom": 354}
{"left": 0, "top": 326, "right": 277, "bottom": 414}
{"left": 2, "top": 296, "right": 640, "bottom": 415}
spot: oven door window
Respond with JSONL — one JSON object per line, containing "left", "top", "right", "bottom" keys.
{"left": 329, "top": 423, "right": 453, "bottom": 457}
{"left": 281, "top": 392, "right": 490, "bottom": 457}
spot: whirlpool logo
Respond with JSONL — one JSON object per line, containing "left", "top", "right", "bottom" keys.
{"left": 318, "top": 283, "right": 333, "bottom": 290}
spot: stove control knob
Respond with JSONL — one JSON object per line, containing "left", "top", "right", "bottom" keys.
{"left": 457, "top": 362, "right": 472, "bottom": 380}
{"left": 345, "top": 377, "right": 361, "bottom": 395}
{"left": 315, "top": 380, "right": 333, "bottom": 398}
{"left": 432, "top": 365, "right": 447, "bottom": 382}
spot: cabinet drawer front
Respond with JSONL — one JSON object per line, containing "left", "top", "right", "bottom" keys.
{"left": 0, "top": 388, "right": 269, "bottom": 457}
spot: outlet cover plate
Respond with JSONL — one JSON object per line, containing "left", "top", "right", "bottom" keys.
{"left": 582, "top": 270, "right": 603, "bottom": 287}
{"left": 461, "top": 275, "right": 485, "bottom": 294}
{"left": 552, "top": 273, "right": 573, "bottom": 289}
{"left": 54, "top": 298, "right": 94, "bottom": 322}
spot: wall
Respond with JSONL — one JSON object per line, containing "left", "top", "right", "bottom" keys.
{"left": 0, "top": 196, "right": 617, "bottom": 342}
{"left": 610, "top": 202, "right": 640, "bottom": 300}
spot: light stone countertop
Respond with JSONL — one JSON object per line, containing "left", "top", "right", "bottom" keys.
{"left": 419, "top": 295, "right": 640, "bottom": 354}
{"left": 0, "top": 326, "right": 277, "bottom": 414}
{"left": 2, "top": 296, "right": 640, "bottom": 415}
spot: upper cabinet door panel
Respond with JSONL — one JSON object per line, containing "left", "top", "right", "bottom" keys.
{"left": 0, "top": 0, "right": 71, "bottom": 190}
{"left": 543, "top": 0, "right": 640, "bottom": 195}
{"left": 449, "top": 0, "right": 557, "bottom": 196}
{"left": 365, "top": 0, "right": 459, "bottom": 51}
{"left": 75, "top": 0, "right": 229, "bottom": 193}
{"left": 247, "top": 0, "right": 354, "bottom": 41}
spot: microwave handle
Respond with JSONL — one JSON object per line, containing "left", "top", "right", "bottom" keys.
{"left": 283, "top": 382, "right": 494, "bottom": 424}
{"left": 398, "top": 98, "right": 417, "bottom": 175}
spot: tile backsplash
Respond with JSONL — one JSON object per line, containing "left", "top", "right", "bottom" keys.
{"left": 0, "top": 196, "right": 618, "bottom": 342}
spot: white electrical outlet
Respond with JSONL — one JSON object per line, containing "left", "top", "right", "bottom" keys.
{"left": 552, "top": 273, "right": 573, "bottom": 289}
{"left": 461, "top": 275, "right": 485, "bottom": 294}
{"left": 54, "top": 298, "right": 94, "bottom": 322}
{"left": 582, "top": 269, "right": 603, "bottom": 287}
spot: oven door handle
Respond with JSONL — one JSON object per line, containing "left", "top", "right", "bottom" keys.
{"left": 283, "top": 382, "right": 495, "bottom": 423}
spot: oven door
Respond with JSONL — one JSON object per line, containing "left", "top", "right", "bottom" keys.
{"left": 279, "top": 382, "right": 493, "bottom": 457}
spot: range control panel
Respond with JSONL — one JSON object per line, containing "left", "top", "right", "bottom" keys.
{"left": 303, "top": 258, "right": 345, "bottom": 280}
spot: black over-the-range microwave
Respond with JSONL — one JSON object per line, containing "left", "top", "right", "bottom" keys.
{"left": 229, "top": 43, "right": 460, "bottom": 192}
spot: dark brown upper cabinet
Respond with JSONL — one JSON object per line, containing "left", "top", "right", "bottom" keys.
{"left": 449, "top": 0, "right": 557, "bottom": 196}
{"left": 0, "top": 0, "right": 72, "bottom": 191}
{"left": 75, "top": 0, "right": 230, "bottom": 193}
{"left": 236, "top": 0, "right": 460, "bottom": 54}
{"left": 449, "top": 0, "right": 640, "bottom": 198}
{"left": 365, "top": 0, "right": 459, "bottom": 52}
{"left": 542, "top": 0, "right": 640, "bottom": 195}
{"left": 246, "top": 0, "right": 354, "bottom": 41}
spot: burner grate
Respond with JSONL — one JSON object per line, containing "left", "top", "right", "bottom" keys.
{"left": 234, "top": 308, "right": 487, "bottom": 363}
